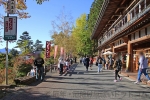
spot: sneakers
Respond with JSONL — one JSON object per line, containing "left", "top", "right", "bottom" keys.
{"left": 147, "top": 80, "right": 150, "bottom": 83}
{"left": 119, "top": 78, "right": 122, "bottom": 81}
{"left": 134, "top": 81, "right": 140, "bottom": 84}
{"left": 114, "top": 78, "right": 122, "bottom": 82}
{"left": 114, "top": 80, "right": 117, "bottom": 82}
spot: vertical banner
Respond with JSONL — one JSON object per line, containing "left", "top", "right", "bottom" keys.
{"left": 60, "top": 47, "right": 64, "bottom": 59}
{"left": 46, "top": 41, "right": 51, "bottom": 58}
{"left": 54, "top": 45, "right": 58, "bottom": 59}
{"left": 64, "top": 50, "right": 66, "bottom": 60}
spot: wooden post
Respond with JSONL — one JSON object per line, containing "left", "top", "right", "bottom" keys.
{"left": 109, "top": 43, "right": 115, "bottom": 58}
{"left": 127, "top": 41, "right": 133, "bottom": 72}
{"left": 135, "top": 51, "right": 139, "bottom": 71}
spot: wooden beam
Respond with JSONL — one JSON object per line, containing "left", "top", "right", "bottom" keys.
{"left": 115, "top": 7, "right": 126, "bottom": 13}
{"left": 121, "top": 0, "right": 126, "bottom": 5}
{"left": 122, "top": 37, "right": 129, "bottom": 43}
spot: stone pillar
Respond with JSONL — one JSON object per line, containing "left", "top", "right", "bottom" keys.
{"left": 127, "top": 41, "right": 133, "bottom": 72}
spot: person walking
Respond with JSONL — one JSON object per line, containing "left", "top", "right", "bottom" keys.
{"left": 97, "top": 56, "right": 103, "bottom": 73}
{"left": 85, "top": 56, "right": 90, "bottom": 72}
{"left": 106, "top": 57, "right": 109, "bottom": 70}
{"left": 113, "top": 58, "right": 122, "bottom": 82}
{"left": 83, "top": 57, "right": 86, "bottom": 66}
{"left": 65, "top": 59, "right": 70, "bottom": 71}
{"left": 58, "top": 57, "right": 64, "bottom": 74}
{"left": 34, "top": 54, "right": 44, "bottom": 81}
{"left": 134, "top": 52, "right": 150, "bottom": 84}
{"left": 80, "top": 57, "right": 82, "bottom": 64}
{"left": 89, "top": 57, "right": 93, "bottom": 70}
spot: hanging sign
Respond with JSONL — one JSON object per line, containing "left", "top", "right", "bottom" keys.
{"left": 46, "top": 41, "right": 51, "bottom": 58}
{"left": 4, "top": 16, "right": 17, "bottom": 40}
{"left": 7, "top": 0, "right": 16, "bottom": 14}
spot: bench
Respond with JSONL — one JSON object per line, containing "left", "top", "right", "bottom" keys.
{"left": 14, "top": 76, "right": 36, "bottom": 85}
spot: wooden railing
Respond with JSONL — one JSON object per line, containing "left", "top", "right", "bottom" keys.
{"left": 99, "top": 0, "right": 150, "bottom": 47}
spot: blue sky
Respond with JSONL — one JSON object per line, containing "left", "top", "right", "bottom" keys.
{"left": 0, "top": 0, "right": 93, "bottom": 50}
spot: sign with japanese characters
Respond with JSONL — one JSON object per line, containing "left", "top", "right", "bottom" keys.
{"left": 4, "top": 16, "right": 17, "bottom": 40}
{"left": 46, "top": 41, "right": 51, "bottom": 58}
{"left": 7, "top": 0, "right": 16, "bottom": 14}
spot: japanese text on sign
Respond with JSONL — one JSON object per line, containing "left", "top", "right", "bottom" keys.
{"left": 7, "top": 0, "right": 16, "bottom": 14}
{"left": 46, "top": 41, "right": 51, "bottom": 58}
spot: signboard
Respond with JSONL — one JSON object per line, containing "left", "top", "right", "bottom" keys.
{"left": 4, "top": 16, "right": 17, "bottom": 40}
{"left": 46, "top": 41, "right": 51, "bottom": 58}
{"left": 7, "top": 0, "right": 16, "bottom": 14}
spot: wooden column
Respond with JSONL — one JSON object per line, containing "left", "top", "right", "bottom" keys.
{"left": 127, "top": 41, "right": 133, "bottom": 72}
{"left": 135, "top": 51, "right": 139, "bottom": 71}
{"left": 109, "top": 43, "right": 115, "bottom": 58}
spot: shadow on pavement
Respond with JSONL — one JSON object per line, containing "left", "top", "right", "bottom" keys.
{"left": 64, "top": 63, "right": 78, "bottom": 76}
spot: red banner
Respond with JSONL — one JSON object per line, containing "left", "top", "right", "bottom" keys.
{"left": 54, "top": 45, "right": 58, "bottom": 59}
{"left": 46, "top": 41, "right": 51, "bottom": 58}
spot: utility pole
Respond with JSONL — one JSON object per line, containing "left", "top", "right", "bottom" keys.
{"left": 4, "top": 0, "right": 17, "bottom": 85}
{"left": 5, "top": 2, "right": 9, "bottom": 85}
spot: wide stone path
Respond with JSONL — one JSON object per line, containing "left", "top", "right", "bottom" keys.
{"left": 1, "top": 63, "right": 150, "bottom": 100}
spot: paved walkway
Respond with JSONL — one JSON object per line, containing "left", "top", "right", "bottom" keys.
{"left": 1, "top": 64, "right": 150, "bottom": 100}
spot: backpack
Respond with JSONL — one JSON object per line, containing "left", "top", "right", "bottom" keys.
{"left": 97, "top": 58, "right": 102, "bottom": 64}
{"left": 117, "top": 60, "right": 122, "bottom": 70}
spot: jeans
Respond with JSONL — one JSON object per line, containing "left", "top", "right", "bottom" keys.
{"left": 115, "top": 70, "right": 120, "bottom": 80}
{"left": 30, "top": 72, "right": 35, "bottom": 77}
{"left": 36, "top": 67, "right": 44, "bottom": 80}
{"left": 137, "top": 68, "right": 150, "bottom": 82}
{"left": 98, "top": 64, "right": 102, "bottom": 72}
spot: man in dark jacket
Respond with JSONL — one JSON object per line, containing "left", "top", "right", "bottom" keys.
{"left": 85, "top": 56, "right": 90, "bottom": 72}
{"left": 34, "top": 54, "right": 44, "bottom": 81}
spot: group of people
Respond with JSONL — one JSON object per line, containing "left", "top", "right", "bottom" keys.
{"left": 97, "top": 52, "right": 150, "bottom": 83}
{"left": 80, "top": 51, "right": 150, "bottom": 84}
{"left": 58, "top": 57, "right": 73, "bottom": 74}
{"left": 29, "top": 51, "right": 150, "bottom": 84}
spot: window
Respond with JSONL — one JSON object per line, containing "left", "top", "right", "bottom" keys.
{"left": 135, "top": 6, "right": 139, "bottom": 14}
{"left": 145, "top": 27, "right": 147, "bottom": 35}
{"left": 141, "top": 0, "right": 145, "bottom": 11}
{"left": 124, "top": 16, "right": 127, "bottom": 23}
{"left": 140, "top": 29, "right": 145, "bottom": 37}
{"left": 135, "top": 32, "right": 139, "bottom": 39}
{"left": 146, "top": 0, "right": 150, "bottom": 7}
{"left": 139, "top": 30, "right": 141, "bottom": 38}
{"left": 147, "top": 26, "right": 150, "bottom": 35}
{"left": 131, "top": 10, "right": 135, "bottom": 18}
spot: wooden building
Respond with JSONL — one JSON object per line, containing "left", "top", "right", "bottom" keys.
{"left": 91, "top": 0, "right": 150, "bottom": 72}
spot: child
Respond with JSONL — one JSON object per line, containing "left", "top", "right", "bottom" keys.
{"left": 65, "top": 59, "right": 70, "bottom": 71}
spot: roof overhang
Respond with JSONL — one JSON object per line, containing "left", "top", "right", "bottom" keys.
{"left": 91, "top": 0, "right": 130, "bottom": 39}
